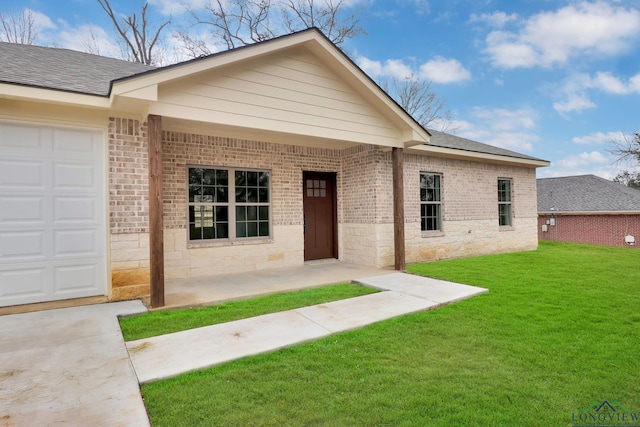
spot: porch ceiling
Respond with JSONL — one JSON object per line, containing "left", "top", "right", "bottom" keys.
{"left": 162, "top": 116, "right": 364, "bottom": 150}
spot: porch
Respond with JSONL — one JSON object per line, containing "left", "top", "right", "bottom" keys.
{"left": 160, "top": 261, "right": 393, "bottom": 309}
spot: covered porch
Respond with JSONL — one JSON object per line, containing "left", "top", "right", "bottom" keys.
{"left": 160, "top": 261, "right": 392, "bottom": 309}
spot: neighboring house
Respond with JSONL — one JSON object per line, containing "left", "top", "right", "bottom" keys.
{"left": 537, "top": 174, "right": 640, "bottom": 247}
{"left": 0, "top": 28, "right": 549, "bottom": 309}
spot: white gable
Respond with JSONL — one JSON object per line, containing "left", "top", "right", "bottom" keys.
{"left": 149, "top": 47, "right": 403, "bottom": 147}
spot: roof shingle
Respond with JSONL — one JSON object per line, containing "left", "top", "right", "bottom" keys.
{"left": 537, "top": 174, "right": 640, "bottom": 212}
{"left": 0, "top": 42, "right": 153, "bottom": 96}
{"left": 427, "top": 129, "right": 545, "bottom": 162}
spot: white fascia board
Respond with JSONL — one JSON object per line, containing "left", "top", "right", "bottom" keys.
{"left": 407, "top": 143, "right": 551, "bottom": 168}
{"left": 0, "top": 83, "right": 110, "bottom": 108}
{"left": 112, "top": 84, "right": 158, "bottom": 102}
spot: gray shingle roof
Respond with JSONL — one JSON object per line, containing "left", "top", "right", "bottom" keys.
{"left": 427, "top": 129, "right": 546, "bottom": 162}
{"left": 0, "top": 42, "right": 154, "bottom": 96}
{"left": 537, "top": 174, "right": 640, "bottom": 212}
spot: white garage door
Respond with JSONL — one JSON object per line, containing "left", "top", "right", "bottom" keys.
{"left": 0, "top": 121, "right": 107, "bottom": 307}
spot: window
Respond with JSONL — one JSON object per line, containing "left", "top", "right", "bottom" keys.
{"left": 188, "top": 167, "right": 270, "bottom": 241}
{"left": 498, "top": 178, "right": 512, "bottom": 226}
{"left": 420, "top": 173, "right": 442, "bottom": 231}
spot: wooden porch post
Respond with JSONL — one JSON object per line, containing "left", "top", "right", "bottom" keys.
{"left": 392, "top": 147, "right": 406, "bottom": 271}
{"left": 148, "top": 114, "right": 165, "bottom": 308}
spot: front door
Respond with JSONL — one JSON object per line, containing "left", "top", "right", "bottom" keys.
{"left": 303, "top": 172, "right": 337, "bottom": 261}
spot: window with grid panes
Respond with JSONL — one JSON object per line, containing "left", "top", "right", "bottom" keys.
{"left": 188, "top": 167, "right": 270, "bottom": 241}
{"left": 420, "top": 173, "right": 442, "bottom": 231}
{"left": 498, "top": 178, "right": 512, "bottom": 226}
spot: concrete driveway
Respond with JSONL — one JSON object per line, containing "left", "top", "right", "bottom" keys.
{"left": 0, "top": 301, "right": 148, "bottom": 426}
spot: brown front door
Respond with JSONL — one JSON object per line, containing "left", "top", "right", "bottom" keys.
{"left": 303, "top": 172, "right": 337, "bottom": 261}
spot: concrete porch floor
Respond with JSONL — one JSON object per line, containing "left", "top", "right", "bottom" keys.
{"left": 163, "top": 261, "right": 394, "bottom": 308}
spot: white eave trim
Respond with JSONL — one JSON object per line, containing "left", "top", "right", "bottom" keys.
{"left": 407, "top": 143, "right": 550, "bottom": 167}
{"left": 0, "top": 83, "right": 110, "bottom": 108}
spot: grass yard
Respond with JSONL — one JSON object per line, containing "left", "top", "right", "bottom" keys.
{"left": 120, "top": 283, "right": 378, "bottom": 341}
{"left": 140, "top": 241, "right": 640, "bottom": 426}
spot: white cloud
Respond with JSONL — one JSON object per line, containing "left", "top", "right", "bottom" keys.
{"left": 537, "top": 150, "right": 622, "bottom": 179}
{"left": 150, "top": 0, "right": 209, "bottom": 15}
{"left": 451, "top": 107, "right": 539, "bottom": 152}
{"left": 556, "top": 151, "right": 609, "bottom": 168}
{"left": 29, "top": 9, "right": 57, "bottom": 31}
{"left": 484, "top": 1, "right": 640, "bottom": 69}
{"left": 553, "top": 70, "right": 640, "bottom": 114}
{"left": 55, "top": 24, "right": 122, "bottom": 58}
{"left": 572, "top": 131, "right": 625, "bottom": 145}
{"left": 469, "top": 11, "right": 518, "bottom": 27}
{"left": 419, "top": 56, "right": 471, "bottom": 83}
{"left": 356, "top": 54, "right": 470, "bottom": 83}
{"left": 553, "top": 92, "right": 596, "bottom": 114}
{"left": 356, "top": 56, "right": 414, "bottom": 79}
{"left": 410, "top": 0, "right": 430, "bottom": 15}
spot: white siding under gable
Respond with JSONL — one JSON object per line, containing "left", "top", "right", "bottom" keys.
{"left": 153, "top": 47, "right": 401, "bottom": 146}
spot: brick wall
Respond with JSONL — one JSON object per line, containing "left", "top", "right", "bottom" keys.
{"left": 538, "top": 214, "right": 640, "bottom": 248}
{"left": 108, "top": 117, "right": 149, "bottom": 234}
{"left": 107, "top": 116, "right": 542, "bottom": 283}
{"left": 162, "top": 131, "right": 342, "bottom": 229}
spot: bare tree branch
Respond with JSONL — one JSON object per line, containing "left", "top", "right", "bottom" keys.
{"left": 610, "top": 131, "right": 640, "bottom": 164}
{"left": 381, "top": 74, "right": 454, "bottom": 132}
{"left": 609, "top": 132, "right": 640, "bottom": 188}
{"left": 0, "top": 9, "right": 39, "bottom": 44}
{"left": 180, "top": 0, "right": 364, "bottom": 56}
{"left": 282, "top": 0, "right": 365, "bottom": 45}
{"left": 96, "top": 0, "right": 171, "bottom": 65}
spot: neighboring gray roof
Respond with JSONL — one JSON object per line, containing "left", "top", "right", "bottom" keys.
{"left": 0, "top": 41, "right": 154, "bottom": 96}
{"left": 427, "top": 129, "right": 547, "bottom": 162}
{"left": 537, "top": 174, "right": 640, "bottom": 213}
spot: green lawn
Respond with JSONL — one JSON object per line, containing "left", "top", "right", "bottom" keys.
{"left": 120, "top": 283, "right": 378, "bottom": 341}
{"left": 140, "top": 241, "right": 640, "bottom": 426}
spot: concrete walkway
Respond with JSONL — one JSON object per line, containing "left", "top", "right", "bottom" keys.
{"left": 0, "top": 273, "right": 487, "bottom": 425}
{"left": 0, "top": 301, "right": 149, "bottom": 427}
{"left": 128, "top": 273, "right": 488, "bottom": 384}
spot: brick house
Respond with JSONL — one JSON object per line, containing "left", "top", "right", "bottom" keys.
{"left": 0, "top": 29, "right": 549, "bottom": 308}
{"left": 538, "top": 174, "right": 640, "bottom": 247}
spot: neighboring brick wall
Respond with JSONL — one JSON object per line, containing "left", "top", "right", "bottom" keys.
{"left": 538, "top": 214, "right": 640, "bottom": 248}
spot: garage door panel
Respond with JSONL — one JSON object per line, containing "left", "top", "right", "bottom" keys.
{"left": 54, "top": 197, "right": 96, "bottom": 223}
{"left": 0, "top": 160, "right": 45, "bottom": 189}
{"left": 0, "top": 231, "right": 46, "bottom": 260}
{"left": 53, "top": 129, "right": 101, "bottom": 154}
{"left": 0, "top": 196, "right": 45, "bottom": 224}
{"left": 0, "top": 267, "right": 48, "bottom": 302}
{"left": 0, "top": 122, "right": 44, "bottom": 150}
{"left": 55, "top": 264, "right": 100, "bottom": 295}
{"left": 53, "top": 162, "right": 96, "bottom": 190}
{"left": 53, "top": 229, "right": 99, "bottom": 257}
{"left": 0, "top": 121, "right": 106, "bottom": 307}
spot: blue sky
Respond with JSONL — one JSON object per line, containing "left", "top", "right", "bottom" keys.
{"left": 2, "top": 0, "right": 640, "bottom": 179}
